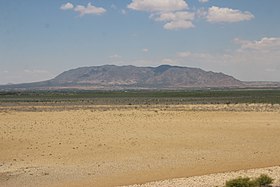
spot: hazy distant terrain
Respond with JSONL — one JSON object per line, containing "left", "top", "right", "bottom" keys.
{"left": 1, "top": 65, "right": 280, "bottom": 91}
{"left": 0, "top": 65, "right": 246, "bottom": 90}
{"left": 51, "top": 65, "right": 243, "bottom": 87}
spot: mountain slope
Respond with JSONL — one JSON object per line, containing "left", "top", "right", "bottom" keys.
{"left": 0, "top": 65, "right": 244, "bottom": 90}
{"left": 50, "top": 65, "right": 242, "bottom": 88}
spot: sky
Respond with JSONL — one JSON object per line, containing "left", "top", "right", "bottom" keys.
{"left": 1, "top": 0, "right": 280, "bottom": 84}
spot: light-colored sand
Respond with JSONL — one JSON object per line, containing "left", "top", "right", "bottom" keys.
{"left": 0, "top": 104, "right": 280, "bottom": 187}
{"left": 122, "top": 166, "right": 280, "bottom": 187}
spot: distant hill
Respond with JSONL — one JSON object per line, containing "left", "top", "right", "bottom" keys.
{"left": 1, "top": 65, "right": 278, "bottom": 90}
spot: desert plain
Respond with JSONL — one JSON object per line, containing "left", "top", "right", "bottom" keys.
{"left": 1, "top": 103, "right": 280, "bottom": 187}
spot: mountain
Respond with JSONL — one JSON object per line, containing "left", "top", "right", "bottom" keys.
{"left": 0, "top": 65, "right": 246, "bottom": 90}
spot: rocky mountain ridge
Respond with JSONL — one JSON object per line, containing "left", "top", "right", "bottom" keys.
{"left": 2, "top": 64, "right": 278, "bottom": 90}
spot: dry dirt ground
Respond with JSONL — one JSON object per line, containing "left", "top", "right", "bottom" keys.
{"left": 0, "top": 104, "right": 280, "bottom": 187}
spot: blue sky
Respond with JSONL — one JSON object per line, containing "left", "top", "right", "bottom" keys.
{"left": 1, "top": 0, "right": 280, "bottom": 84}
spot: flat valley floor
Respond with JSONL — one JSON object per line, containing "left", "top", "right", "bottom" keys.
{"left": 1, "top": 104, "right": 280, "bottom": 187}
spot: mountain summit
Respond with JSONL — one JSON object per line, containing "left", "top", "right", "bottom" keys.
{"left": 1, "top": 65, "right": 244, "bottom": 90}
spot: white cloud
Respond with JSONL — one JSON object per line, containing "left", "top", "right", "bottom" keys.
{"left": 199, "top": 0, "right": 209, "bottom": 3}
{"left": 234, "top": 37, "right": 280, "bottom": 51}
{"left": 74, "top": 3, "right": 106, "bottom": 16}
{"left": 154, "top": 11, "right": 194, "bottom": 22}
{"left": 207, "top": 6, "right": 254, "bottom": 23}
{"left": 61, "top": 3, "right": 106, "bottom": 16}
{"left": 60, "top": 2, "right": 74, "bottom": 10}
{"left": 196, "top": 8, "right": 208, "bottom": 18}
{"left": 127, "top": 1, "right": 254, "bottom": 30}
{"left": 142, "top": 48, "right": 149, "bottom": 52}
{"left": 154, "top": 11, "right": 195, "bottom": 30}
{"left": 164, "top": 20, "right": 194, "bottom": 30}
{"left": 127, "top": 0, "right": 193, "bottom": 30}
{"left": 127, "top": 0, "right": 188, "bottom": 12}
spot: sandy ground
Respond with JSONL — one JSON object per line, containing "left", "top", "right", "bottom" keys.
{"left": 122, "top": 166, "right": 280, "bottom": 187}
{"left": 0, "top": 104, "right": 280, "bottom": 187}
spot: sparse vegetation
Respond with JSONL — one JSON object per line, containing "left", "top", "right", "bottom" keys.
{"left": 225, "top": 174, "right": 274, "bottom": 187}
{"left": 255, "top": 174, "right": 274, "bottom": 186}
{"left": 0, "top": 89, "right": 280, "bottom": 104}
{"left": 225, "top": 177, "right": 255, "bottom": 187}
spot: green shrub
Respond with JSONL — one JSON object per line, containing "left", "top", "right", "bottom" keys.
{"left": 225, "top": 174, "right": 274, "bottom": 187}
{"left": 255, "top": 174, "right": 273, "bottom": 186}
{"left": 225, "top": 177, "right": 255, "bottom": 187}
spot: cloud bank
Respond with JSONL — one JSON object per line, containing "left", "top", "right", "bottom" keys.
{"left": 127, "top": 1, "right": 254, "bottom": 30}
{"left": 206, "top": 6, "right": 254, "bottom": 23}
{"left": 127, "top": 0, "right": 188, "bottom": 12}
{"left": 61, "top": 1, "right": 255, "bottom": 29}
{"left": 234, "top": 37, "right": 280, "bottom": 51}
{"left": 128, "top": 0, "right": 194, "bottom": 30}
{"left": 154, "top": 11, "right": 195, "bottom": 30}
